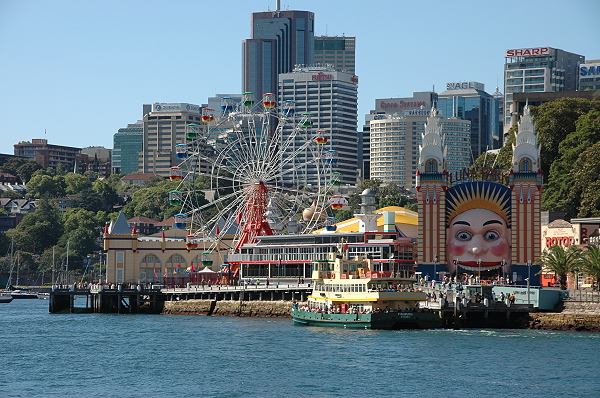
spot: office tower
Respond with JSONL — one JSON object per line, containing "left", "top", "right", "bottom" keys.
{"left": 139, "top": 103, "right": 203, "bottom": 178}
{"left": 314, "top": 35, "right": 355, "bottom": 73}
{"left": 363, "top": 92, "right": 438, "bottom": 180}
{"left": 579, "top": 60, "right": 600, "bottom": 90}
{"left": 112, "top": 121, "right": 143, "bottom": 175}
{"left": 278, "top": 66, "right": 359, "bottom": 185}
{"left": 369, "top": 111, "right": 471, "bottom": 188}
{"left": 242, "top": 7, "right": 314, "bottom": 101}
{"left": 437, "top": 81, "right": 501, "bottom": 160}
{"left": 504, "top": 46, "right": 584, "bottom": 133}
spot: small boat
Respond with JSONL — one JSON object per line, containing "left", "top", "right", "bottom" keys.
{"left": 291, "top": 250, "right": 442, "bottom": 330}
{"left": 37, "top": 292, "right": 50, "bottom": 299}
{"left": 9, "top": 289, "right": 38, "bottom": 299}
{"left": 0, "top": 293, "right": 13, "bottom": 303}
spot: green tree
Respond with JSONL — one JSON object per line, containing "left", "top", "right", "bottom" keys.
{"left": 26, "top": 174, "right": 66, "bottom": 198}
{"left": 93, "top": 179, "right": 120, "bottom": 209}
{"left": 404, "top": 202, "right": 418, "bottom": 212}
{"left": 537, "top": 244, "right": 582, "bottom": 290}
{"left": 38, "top": 245, "right": 67, "bottom": 274}
{"left": 333, "top": 209, "right": 354, "bottom": 222}
{"left": 12, "top": 198, "right": 63, "bottom": 254}
{"left": 0, "top": 158, "right": 43, "bottom": 183}
{"left": 0, "top": 232, "right": 10, "bottom": 256}
{"left": 58, "top": 227, "right": 99, "bottom": 261}
{"left": 379, "top": 195, "right": 412, "bottom": 209}
{"left": 543, "top": 110, "right": 600, "bottom": 216}
{"left": 123, "top": 180, "right": 186, "bottom": 220}
{"left": 0, "top": 190, "right": 24, "bottom": 199}
{"left": 580, "top": 245, "right": 600, "bottom": 291}
{"left": 62, "top": 208, "right": 99, "bottom": 233}
{"left": 74, "top": 187, "right": 106, "bottom": 212}
{"left": 64, "top": 172, "right": 92, "bottom": 194}
{"left": 569, "top": 141, "right": 600, "bottom": 218}
{"left": 530, "top": 97, "right": 600, "bottom": 180}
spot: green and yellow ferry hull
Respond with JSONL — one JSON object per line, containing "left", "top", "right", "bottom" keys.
{"left": 291, "top": 308, "right": 441, "bottom": 330}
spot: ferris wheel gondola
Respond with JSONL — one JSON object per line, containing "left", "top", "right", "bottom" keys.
{"left": 169, "top": 93, "right": 336, "bottom": 254}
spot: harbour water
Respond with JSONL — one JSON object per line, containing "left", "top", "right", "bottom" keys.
{"left": 2, "top": 298, "right": 599, "bottom": 397}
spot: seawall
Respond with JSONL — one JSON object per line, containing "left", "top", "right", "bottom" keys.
{"left": 163, "top": 299, "right": 600, "bottom": 331}
{"left": 163, "top": 299, "right": 293, "bottom": 317}
{"left": 528, "top": 301, "right": 600, "bottom": 332}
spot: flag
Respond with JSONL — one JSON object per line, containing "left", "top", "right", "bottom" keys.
{"left": 191, "top": 262, "right": 197, "bottom": 272}
{"left": 185, "top": 267, "right": 191, "bottom": 272}
{"left": 216, "top": 224, "right": 220, "bottom": 235}
{"left": 153, "top": 268, "right": 157, "bottom": 278}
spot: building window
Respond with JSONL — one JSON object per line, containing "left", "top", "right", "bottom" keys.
{"left": 519, "top": 157, "right": 531, "bottom": 172}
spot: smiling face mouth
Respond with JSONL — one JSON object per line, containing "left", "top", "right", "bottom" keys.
{"left": 457, "top": 261, "right": 502, "bottom": 272}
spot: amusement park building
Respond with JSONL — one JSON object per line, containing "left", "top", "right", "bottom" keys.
{"left": 102, "top": 206, "right": 419, "bottom": 286}
{"left": 278, "top": 65, "right": 359, "bottom": 186}
{"left": 242, "top": 8, "right": 315, "bottom": 102}
{"left": 369, "top": 110, "right": 471, "bottom": 189}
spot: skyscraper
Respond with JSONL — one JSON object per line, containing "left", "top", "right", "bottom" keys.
{"left": 112, "top": 121, "right": 143, "bottom": 175}
{"left": 437, "top": 81, "right": 501, "bottom": 160}
{"left": 278, "top": 66, "right": 359, "bottom": 185}
{"left": 314, "top": 35, "right": 355, "bottom": 73}
{"left": 242, "top": 7, "right": 314, "bottom": 101}
{"left": 504, "top": 46, "right": 584, "bottom": 133}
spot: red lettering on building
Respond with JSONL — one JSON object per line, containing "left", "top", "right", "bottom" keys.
{"left": 506, "top": 47, "right": 550, "bottom": 57}
{"left": 380, "top": 100, "right": 426, "bottom": 109}
{"left": 312, "top": 72, "right": 333, "bottom": 81}
{"left": 546, "top": 236, "right": 574, "bottom": 247}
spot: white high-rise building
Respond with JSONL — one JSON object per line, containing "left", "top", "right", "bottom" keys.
{"left": 369, "top": 109, "right": 471, "bottom": 188}
{"left": 278, "top": 66, "right": 359, "bottom": 186}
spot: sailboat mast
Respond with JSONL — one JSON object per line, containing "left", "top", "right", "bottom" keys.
{"left": 6, "top": 236, "right": 14, "bottom": 288}
{"left": 52, "top": 246, "right": 55, "bottom": 286}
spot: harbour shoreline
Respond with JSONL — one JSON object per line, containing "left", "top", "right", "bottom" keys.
{"left": 162, "top": 299, "right": 600, "bottom": 332}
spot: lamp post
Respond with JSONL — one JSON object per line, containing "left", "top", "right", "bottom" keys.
{"left": 527, "top": 261, "right": 532, "bottom": 305}
{"left": 501, "top": 259, "right": 507, "bottom": 284}
{"left": 434, "top": 254, "right": 438, "bottom": 281}
{"left": 477, "top": 258, "right": 482, "bottom": 294}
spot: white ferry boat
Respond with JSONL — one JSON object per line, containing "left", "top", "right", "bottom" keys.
{"left": 291, "top": 249, "right": 442, "bottom": 329}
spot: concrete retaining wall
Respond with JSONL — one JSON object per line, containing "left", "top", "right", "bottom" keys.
{"left": 163, "top": 299, "right": 294, "bottom": 317}
{"left": 528, "top": 301, "right": 600, "bottom": 332}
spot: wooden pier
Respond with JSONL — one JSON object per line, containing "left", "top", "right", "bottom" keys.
{"left": 49, "top": 283, "right": 311, "bottom": 314}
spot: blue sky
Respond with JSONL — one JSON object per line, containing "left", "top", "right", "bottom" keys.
{"left": 1, "top": 0, "right": 598, "bottom": 155}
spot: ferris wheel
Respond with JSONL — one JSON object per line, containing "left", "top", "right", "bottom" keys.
{"left": 168, "top": 93, "right": 343, "bottom": 252}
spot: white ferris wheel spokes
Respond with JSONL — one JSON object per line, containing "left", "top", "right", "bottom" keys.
{"left": 172, "top": 94, "right": 337, "bottom": 252}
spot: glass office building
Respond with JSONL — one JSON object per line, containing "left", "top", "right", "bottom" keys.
{"left": 112, "top": 122, "right": 143, "bottom": 175}
{"left": 437, "top": 82, "right": 501, "bottom": 160}
{"left": 242, "top": 9, "right": 314, "bottom": 101}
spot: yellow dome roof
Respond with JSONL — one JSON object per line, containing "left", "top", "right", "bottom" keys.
{"left": 314, "top": 206, "right": 417, "bottom": 233}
